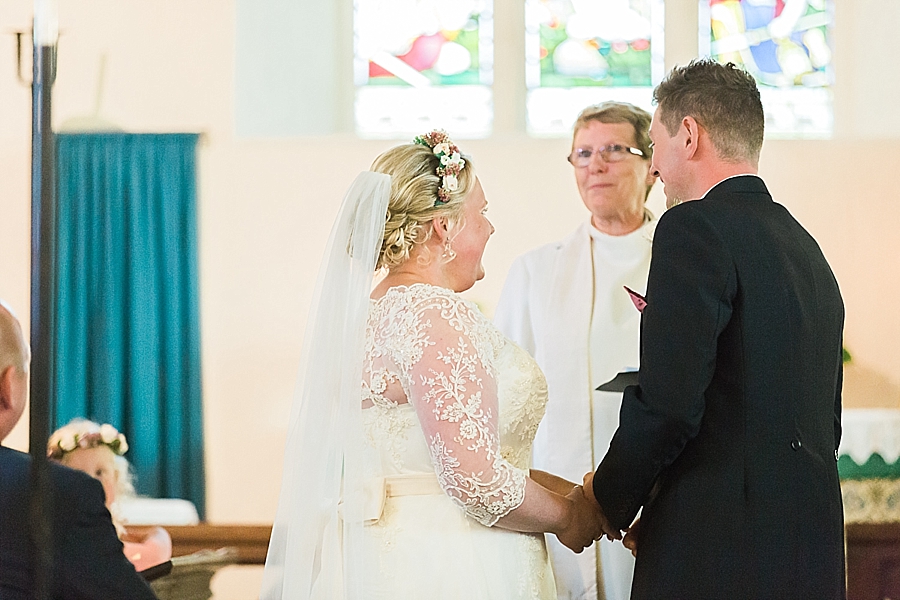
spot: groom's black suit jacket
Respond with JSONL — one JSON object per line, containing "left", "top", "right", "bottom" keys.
{"left": 593, "top": 176, "right": 845, "bottom": 599}
{"left": 0, "top": 445, "right": 157, "bottom": 599}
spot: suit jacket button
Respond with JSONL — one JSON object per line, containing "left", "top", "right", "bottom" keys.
{"left": 791, "top": 438, "right": 802, "bottom": 451}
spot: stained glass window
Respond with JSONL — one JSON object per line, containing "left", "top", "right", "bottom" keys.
{"left": 354, "top": 0, "right": 493, "bottom": 138}
{"left": 700, "top": 0, "right": 834, "bottom": 138}
{"left": 525, "top": 0, "right": 665, "bottom": 136}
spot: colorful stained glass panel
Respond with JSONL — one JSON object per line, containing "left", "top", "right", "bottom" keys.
{"left": 526, "top": 0, "right": 664, "bottom": 135}
{"left": 701, "top": 0, "right": 834, "bottom": 137}
{"left": 354, "top": 0, "right": 493, "bottom": 137}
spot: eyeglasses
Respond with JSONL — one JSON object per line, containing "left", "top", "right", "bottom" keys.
{"left": 567, "top": 145, "right": 645, "bottom": 167}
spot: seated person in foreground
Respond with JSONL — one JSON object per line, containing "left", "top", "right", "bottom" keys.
{"left": 48, "top": 419, "right": 173, "bottom": 573}
{"left": 0, "top": 300, "right": 157, "bottom": 599}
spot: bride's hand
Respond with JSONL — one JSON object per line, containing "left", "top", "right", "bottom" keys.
{"left": 555, "top": 485, "right": 620, "bottom": 553}
{"left": 555, "top": 486, "right": 599, "bottom": 553}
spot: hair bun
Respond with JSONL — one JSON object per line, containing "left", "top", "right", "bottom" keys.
{"left": 370, "top": 140, "right": 476, "bottom": 271}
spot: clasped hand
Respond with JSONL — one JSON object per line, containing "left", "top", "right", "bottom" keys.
{"left": 554, "top": 474, "right": 621, "bottom": 553}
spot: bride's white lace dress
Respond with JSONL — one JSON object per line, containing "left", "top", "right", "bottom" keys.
{"left": 360, "top": 283, "right": 556, "bottom": 599}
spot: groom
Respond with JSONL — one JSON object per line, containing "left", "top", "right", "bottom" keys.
{"left": 578, "top": 60, "right": 845, "bottom": 599}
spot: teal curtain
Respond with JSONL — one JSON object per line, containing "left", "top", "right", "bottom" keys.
{"left": 55, "top": 133, "right": 204, "bottom": 516}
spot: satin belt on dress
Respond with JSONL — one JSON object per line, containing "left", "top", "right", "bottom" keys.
{"left": 344, "top": 474, "right": 443, "bottom": 523}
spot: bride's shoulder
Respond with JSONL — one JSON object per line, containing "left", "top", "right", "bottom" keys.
{"left": 374, "top": 283, "right": 469, "bottom": 312}
{"left": 372, "top": 284, "right": 493, "bottom": 331}
{"left": 370, "top": 284, "right": 504, "bottom": 365}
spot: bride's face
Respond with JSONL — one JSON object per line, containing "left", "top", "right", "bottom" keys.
{"left": 445, "top": 178, "right": 494, "bottom": 292}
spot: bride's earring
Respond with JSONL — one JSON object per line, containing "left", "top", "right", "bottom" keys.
{"left": 441, "top": 240, "right": 456, "bottom": 262}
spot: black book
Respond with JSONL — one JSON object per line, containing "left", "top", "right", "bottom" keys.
{"left": 139, "top": 560, "right": 173, "bottom": 582}
{"left": 595, "top": 371, "right": 639, "bottom": 392}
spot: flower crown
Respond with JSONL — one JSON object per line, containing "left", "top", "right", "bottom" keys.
{"left": 413, "top": 129, "right": 467, "bottom": 206}
{"left": 48, "top": 420, "right": 129, "bottom": 460}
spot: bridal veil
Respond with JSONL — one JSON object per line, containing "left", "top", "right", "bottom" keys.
{"left": 261, "top": 172, "right": 390, "bottom": 599}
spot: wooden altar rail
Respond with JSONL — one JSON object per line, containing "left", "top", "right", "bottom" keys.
{"left": 846, "top": 522, "right": 900, "bottom": 600}
{"left": 158, "top": 522, "right": 900, "bottom": 596}
{"left": 166, "top": 524, "right": 273, "bottom": 565}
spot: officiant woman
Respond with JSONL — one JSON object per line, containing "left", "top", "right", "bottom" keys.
{"left": 495, "top": 101, "right": 656, "bottom": 600}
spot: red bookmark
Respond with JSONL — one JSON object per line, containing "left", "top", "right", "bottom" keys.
{"left": 624, "top": 286, "right": 647, "bottom": 313}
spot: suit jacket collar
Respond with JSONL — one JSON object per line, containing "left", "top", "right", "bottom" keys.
{"left": 0, "top": 444, "right": 27, "bottom": 461}
{"left": 703, "top": 174, "right": 770, "bottom": 200}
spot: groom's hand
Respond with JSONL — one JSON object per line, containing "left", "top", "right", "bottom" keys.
{"left": 581, "top": 471, "right": 621, "bottom": 542}
{"left": 582, "top": 472, "right": 597, "bottom": 503}
{"left": 623, "top": 517, "right": 641, "bottom": 557}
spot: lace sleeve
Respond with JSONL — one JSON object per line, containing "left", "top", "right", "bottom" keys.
{"left": 405, "top": 293, "right": 527, "bottom": 527}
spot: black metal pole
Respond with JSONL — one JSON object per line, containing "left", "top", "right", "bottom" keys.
{"left": 28, "top": 26, "right": 57, "bottom": 600}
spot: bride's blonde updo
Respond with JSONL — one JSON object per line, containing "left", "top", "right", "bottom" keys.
{"left": 371, "top": 139, "right": 476, "bottom": 271}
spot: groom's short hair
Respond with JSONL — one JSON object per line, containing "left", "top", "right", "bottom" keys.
{"left": 653, "top": 59, "right": 764, "bottom": 164}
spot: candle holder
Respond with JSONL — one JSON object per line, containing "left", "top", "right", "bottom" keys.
{"left": 14, "top": 30, "right": 57, "bottom": 87}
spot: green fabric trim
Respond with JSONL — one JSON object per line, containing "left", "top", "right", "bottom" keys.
{"left": 838, "top": 453, "right": 900, "bottom": 480}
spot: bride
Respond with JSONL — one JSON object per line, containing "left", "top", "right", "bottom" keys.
{"left": 262, "top": 131, "right": 606, "bottom": 599}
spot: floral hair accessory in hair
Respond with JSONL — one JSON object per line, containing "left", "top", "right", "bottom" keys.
{"left": 48, "top": 419, "right": 129, "bottom": 460}
{"left": 413, "top": 129, "right": 467, "bottom": 206}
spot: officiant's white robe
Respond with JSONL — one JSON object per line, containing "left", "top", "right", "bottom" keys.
{"left": 495, "top": 220, "right": 653, "bottom": 600}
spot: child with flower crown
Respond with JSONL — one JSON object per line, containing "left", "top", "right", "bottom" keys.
{"left": 48, "top": 419, "right": 172, "bottom": 573}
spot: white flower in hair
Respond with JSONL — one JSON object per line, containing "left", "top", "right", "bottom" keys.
{"left": 59, "top": 432, "right": 77, "bottom": 452}
{"left": 117, "top": 434, "right": 129, "bottom": 454}
{"left": 100, "top": 423, "right": 118, "bottom": 444}
{"left": 433, "top": 142, "right": 451, "bottom": 156}
{"left": 412, "top": 129, "right": 466, "bottom": 206}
